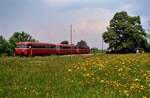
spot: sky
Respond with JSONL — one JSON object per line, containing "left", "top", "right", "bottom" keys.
{"left": 0, "top": 0, "right": 150, "bottom": 48}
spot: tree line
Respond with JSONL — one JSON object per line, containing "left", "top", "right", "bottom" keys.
{"left": 60, "top": 40, "right": 89, "bottom": 48}
{"left": 0, "top": 32, "right": 89, "bottom": 56}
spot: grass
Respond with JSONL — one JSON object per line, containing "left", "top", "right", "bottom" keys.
{"left": 0, "top": 55, "right": 84, "bottom": 98}
{"left": 0, "top": 54, "right": 150, "bottom": 98}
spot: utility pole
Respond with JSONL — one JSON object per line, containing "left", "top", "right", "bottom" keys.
{"left": 70, "top": 24, "right": 73, "bottom": 45}
{"left": 70, "top": 24, "right": 73, "bottom": 55}
{"left": 102, "top": 35, "right": 104, "bottom": 53}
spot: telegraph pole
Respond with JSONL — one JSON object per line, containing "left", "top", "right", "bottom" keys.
{"left": 70, "top": 24, "right": 73, "bottom": 45}
{"left": 102, "top": 37, "right": 103, "bottom": 53}
{"left": 70, "top": 24, "right": 73, "bottom": 55}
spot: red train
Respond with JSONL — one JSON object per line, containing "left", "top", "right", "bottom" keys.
{"left": 15, "top": 42, "right": 90, "bottom": 56}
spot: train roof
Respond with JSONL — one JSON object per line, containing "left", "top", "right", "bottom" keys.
{"left": 55, "top": 44, "right": 75, "bottom": 46}
{"left": 16, "top": 42, "right": 75, "bottom": 46}
{"left": 16, "top": 42, "right": 55, "bottom": 45}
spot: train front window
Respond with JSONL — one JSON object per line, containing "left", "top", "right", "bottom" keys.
{"left": 16, "top": 44, "right": 29, "bottom": 48}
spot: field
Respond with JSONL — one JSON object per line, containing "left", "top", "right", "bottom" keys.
{"left": 0, "top": 54, "right": 150, "bottom": 98}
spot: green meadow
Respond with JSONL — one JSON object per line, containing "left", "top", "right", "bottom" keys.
{"left": 0, "top": 54, "right": 150, "bottom": 98}
{"left": 0, "top": 55, "right": 87, "bottom": 98}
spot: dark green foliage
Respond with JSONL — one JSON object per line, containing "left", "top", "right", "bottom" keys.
{"left": 60, "top": 40, "right": 69, "bottom": 44}
{"left": 103, "top": 11, "right": 148, "bottom": 53}
{"left": 76, "top": 40, "right": 89, "bottom": 48}
{"left": 90, "top": 48, "right": 105, "bottom": 54}
{"left": 0, "top": 32, "right": 38, "bottom": 55}
{"left": 0, "top": 35, "right": 12, "bottom": 56}
{"left": 9, "top": 32, "right": 38, "bottom": 53}
{"left": 90, "top": 48, "right": 99, "bottom": 54}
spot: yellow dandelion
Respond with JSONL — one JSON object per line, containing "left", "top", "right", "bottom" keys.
{"left": 142, "top": 96, "right": 147, "bottom": 98}
{"left": 123, "top": 90, "right": 129, "bottom": 97}
{"left": 100, "top": 80, "right": 104, "bottom": 83}
{"left": 68, "top": 69, "right": 72, "bottom": 72}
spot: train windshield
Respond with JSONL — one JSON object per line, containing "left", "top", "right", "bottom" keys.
{"left": 16, "top": 44, "right": 30, "bottom": 48}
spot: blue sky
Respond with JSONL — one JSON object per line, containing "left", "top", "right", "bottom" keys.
{"left": 0, "top": 0, "right": 150, "bottom": 48}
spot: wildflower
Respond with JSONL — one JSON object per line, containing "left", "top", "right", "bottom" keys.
{"left": 118, "top": 68, "right": 123, "bottom": 72}
{"left": 142, "top": 96, "right": 148, "bottom": 98}
{"left": 83, "top": 73, "right": 90, "bottom": 77}
{"left": 134, "top": 78, "right": 140, "bottom": 82}
{"left": 100, "top": 80, "right": 104, "bottom": 83}
{"left": 68, "top": 69, "right": 72, "bottom": 72}
{"left": 123, "top": 90, "right": 129, "bottom": 97}
{"left": 122, "top": 62, "right": 125, "bottom": 65}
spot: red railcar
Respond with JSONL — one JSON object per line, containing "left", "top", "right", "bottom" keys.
{"left": 15, "top": 42, "right": 90, "bottom": 56}
{"left": 77, "top": 46, "right": 90, "bottom": 54}
{"left": 15, "top": 42, "right": 57, "bottom": 56}
{"left": 55, "top": 44, "right": 77, "bottom": 54}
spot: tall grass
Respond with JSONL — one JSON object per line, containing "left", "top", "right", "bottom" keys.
{"left": 68, "top": 54, "right": 150, "bottom": 98}
{"left": 0, "top": 56, "right": 84, "bottom": 98}
{"left": 0, "top": 54, "right": 150, "bottom": 98}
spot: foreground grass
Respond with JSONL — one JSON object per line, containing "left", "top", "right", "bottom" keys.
{"left": 0, "top": 54, "right": 150, "bottom": 98}
{"left": 0, "top": 55, "right": 85, "bottom": 98}
{"left": 68, "top": 54, "right": 150, "bottom": 98}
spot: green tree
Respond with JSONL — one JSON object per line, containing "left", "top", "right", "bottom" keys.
{"left": 60, "top": 40, "right": 69, "bottom": 44}
{"left": 76, "top": 40, "right": 89, "bottom": 48}
{"left": 103, "top": 11, "right": 148, "bottom": 53}
{"left": 0, "top": 35, "right": 11, "bottom": 56}
{"left": 9, "top": 32, "right": 37, "bottom": 52}
{"left": 90, "top": 48, "right": 99, "bottom": 54}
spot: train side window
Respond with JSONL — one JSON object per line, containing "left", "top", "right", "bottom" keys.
{"left": 62, "top": 46, "right": 66, "bottom": 49}
{"left": 62, "top": 46, "right": 67, "bottom": 49}
{"left": 39, "top": 45, "right": 44, "bottom": 48}
{"left": 44, "top": 45, "right": 48, "bottom": 48}
{"left": 44, "top": 45, "right": 46, "bottom": 48}
{"left": 16, "top": 44, "right": 28, "bottom": 48}
{"left": 29, "top": 45, "right": 32, "bottom": 49}
{"left": 50, "top": 45, "right": 56, "bottom": 49}
{"left": 62, "top": 46, "right": 71, "bottom": 49}
{"left": 71, "top": 46, "right": 75, "bottom": 49}
{"left": 32, "top": 45, "right": 36, "bottom": 48}
{"left": 38, "top": 45, "right": 42, "bottom": 48}
{"left": 59, "top": 46, "right": 63, "bottom": 49}
{"left": 56, "top": 46, "right": 60, "bottom": 50}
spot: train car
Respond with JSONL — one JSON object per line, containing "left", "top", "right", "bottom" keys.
{"left": 15, "top": 42, "right": 57, "bottom": 56}
{"left": 76, "top": 46, "right": 90, "bottom": 54}
{"left": 56, "top": 44, "right": 77, "bottom": 55}
{"left": 15, "top": 42, "right": 90, "bottom": 56}
{"left": 56, "top": 44, "right": 90, "bottom": 54}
